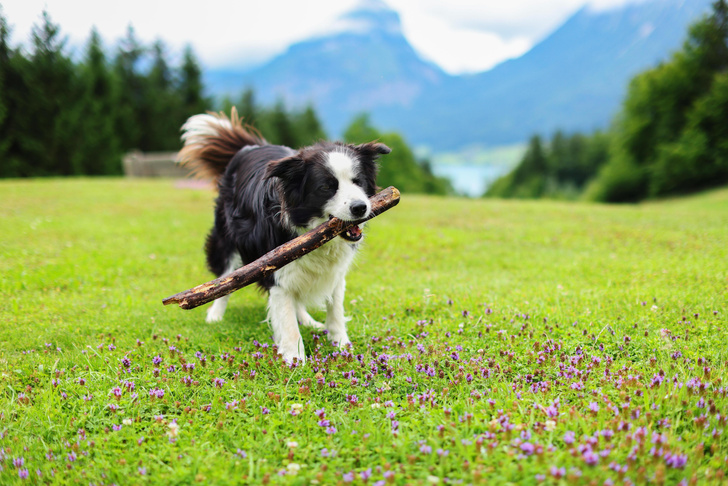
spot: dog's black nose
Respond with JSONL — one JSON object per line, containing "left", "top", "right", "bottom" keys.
{"left": 350, "top": 200, "right": 367, "bottom": 218}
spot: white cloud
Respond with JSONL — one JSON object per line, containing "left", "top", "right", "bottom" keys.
{"left": 392, "top": 9, "right": 533, "bottom": 73}
{"left": 1, "top": 0, "right": 644, "bottom": 73}
{"left": 587, "top": 0, "right": 649, "bottom": 11}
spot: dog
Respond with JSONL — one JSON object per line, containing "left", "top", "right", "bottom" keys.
{"left": 178, "top": 108, "right": 390, "bottom": 364}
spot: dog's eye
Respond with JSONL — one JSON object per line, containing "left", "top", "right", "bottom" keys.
{"left": 352, "top": 177, "right": 362, "bottom": 186}
{"left": 319, "top": 183, "right": 331, "bottom": 192}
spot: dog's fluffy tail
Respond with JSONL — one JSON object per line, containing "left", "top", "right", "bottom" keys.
{"left": 178, "top": 107, "right": 266, "bottom": 181}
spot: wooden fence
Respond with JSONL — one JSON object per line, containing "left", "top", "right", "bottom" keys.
{"left": 122, "top": 151, "right": 192, "bottom": 178}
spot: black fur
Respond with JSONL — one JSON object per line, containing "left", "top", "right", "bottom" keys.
{"left": 205, "top": 141, "right": 384, "bottom": 290}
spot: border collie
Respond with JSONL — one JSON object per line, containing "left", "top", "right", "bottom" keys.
{"left": 178, "top": 108, "right": 390, "bottom": 364}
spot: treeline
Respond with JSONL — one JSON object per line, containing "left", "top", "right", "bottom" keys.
{"left": 218, "top": 95, "right": 452, "bottom": 194}
{"left": 0, "top": 9, "right": 448, "bottom": 195}
{"left": 487, "top": 0, "right": 728, "bottom": 202}
{"left": 486, "top": 131, "right": 610, "bottom": 199}
{"left": 0, "top": 11, "right": 209, "bottom": 177}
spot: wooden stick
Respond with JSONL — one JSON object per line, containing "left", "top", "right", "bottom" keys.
{"left": 163, "top": 186, "right": 401, "bottom": 310}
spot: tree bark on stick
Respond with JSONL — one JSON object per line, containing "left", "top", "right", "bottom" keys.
{"left": 162, "top": 186, "right": 400, "bottom": 310}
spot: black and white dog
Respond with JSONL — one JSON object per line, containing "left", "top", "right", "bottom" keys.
{"left": 178, "top": 109, "right": 390, "bottom": 363}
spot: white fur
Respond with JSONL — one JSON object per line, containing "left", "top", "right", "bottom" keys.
{"left": 181, "top": 114, "right": 233, "bottom": 147}
{"left": 323, "top": 152, "right": 371, "bottom": 221}
{"left": 266, "top": 152, "right": 365, "bottom": 362}
{"left": 202, "top": 148, "right": 368, "bottom": 364}
{"left": 206, "top": 253, "right": 241, "bottom": 323}
{"left": 271, "top": 236, "right": 356, "bottom": 363}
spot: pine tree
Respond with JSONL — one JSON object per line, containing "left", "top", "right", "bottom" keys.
{"left": 294, "top": 105, "right": 327, "bottom": 146}
{"left": 178, "top": 45, "right": 209, "bottom": 123}
{"left": 141, "top": 39, "right": 178, "bottom": 151}
{"left": 238, "top": 88, "right": 257, "bottom": 126}
{"left": 0, "top": 8, "right": 13, "bottom": 175}
{"left": 25, "top": 11, "right": 81, "bottom": 175}
{"left": 75, "top": 29, "right": 122, "bottom": 175}
{"left": 267, "top": 99, "right": 298, "bottom": 147}
{"left": 113, "top": 26, "right": 145, "bottom": 153}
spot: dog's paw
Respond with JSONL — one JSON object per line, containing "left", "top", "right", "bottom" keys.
{"left": 278, "top": 348, "right": 307, "bottom": 365}
{"left": 328, "top": 333, "right": 352, "bottom": 349}
{"left": 277, "top": 339, "right": 307, "bottom": 365}
{"left": 298, "top": 315, "right": 325, "bottom": 330}
{"left": 206, "top": 299, "right": 228, "bottom": 323}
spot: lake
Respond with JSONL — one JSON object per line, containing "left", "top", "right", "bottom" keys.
{"left": 431, "top": 164, "right": 509, "bottom": 197}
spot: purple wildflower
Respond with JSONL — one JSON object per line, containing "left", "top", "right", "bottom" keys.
{"left": 520, "top": 442, "right": 535, "bottom": 456}
{"left": 583, "top": 451, "right": 599, "bottom": 466}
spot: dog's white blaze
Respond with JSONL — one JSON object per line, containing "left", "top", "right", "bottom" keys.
{"left": 327, "top": 151, "right": 356, "bottom": 180}
{"left": 324, "top": 151, "right": 371, "bottom": 221}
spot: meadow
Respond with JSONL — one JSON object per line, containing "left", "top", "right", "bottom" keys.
{"left": 1, "top": 178, "right": 726, "bottom": 485}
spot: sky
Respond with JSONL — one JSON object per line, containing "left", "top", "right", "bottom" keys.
{"left": 1, "top": 0, "right": 643, "bottom": 74}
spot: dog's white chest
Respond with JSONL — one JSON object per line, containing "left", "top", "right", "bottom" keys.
{"left": 274, "top": 239, "right": 357, "bottom": 304}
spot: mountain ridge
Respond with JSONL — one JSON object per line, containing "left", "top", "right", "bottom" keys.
{"left": 203, "top": 0, "right": 713, "bottom": 150}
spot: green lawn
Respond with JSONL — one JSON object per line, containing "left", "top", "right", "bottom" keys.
{"left": 1, "top": 178, "right": 726, "bottom": 484}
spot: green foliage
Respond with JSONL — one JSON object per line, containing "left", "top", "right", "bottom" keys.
{"left": 265, "top": 100, "right": 299, "bottom": 148}
{"left": 650, "top": 72, "right": 728, "bottom": 194}
{"left": 583, "top": 149, "right": 648, "bottom": 203}
{"left": 344, "top": 114, "right": 453, "bottom": 194}
{"left": 589, "top": 0, "right": 728, "bottom": 201}
{"left": 489, "top": 1, "right": 728, "bottom": 203}
{"left": 1, "top": 178, "right": 728, "bottom": 484}
{"left": 74, "top": 29, "right": 122, "bottom": 175}
{"left": 0, "top": 9, "right": 448, "bottom": 195}
{"left": 294, "top": 105, "right": 327, "bottom": 146}
{"left": 0, "top": 12, "right": 213, "bottom": 177}
{"left": 485, "top": 132, "right": 610, "bottom": 199}
{"left": 220, "top": 94, "right": 329, "bottom": 148}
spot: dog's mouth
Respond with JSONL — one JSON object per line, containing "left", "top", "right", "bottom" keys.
{"left": 340, "top": 224, "right": 364, "bottom": 242}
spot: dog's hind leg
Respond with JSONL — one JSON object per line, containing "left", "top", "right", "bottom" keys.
{"left": 296, "top": 304, "right": 324, "bottom": 330}
{"left": 205, "top": 253, "right": 242, "bottom": 323}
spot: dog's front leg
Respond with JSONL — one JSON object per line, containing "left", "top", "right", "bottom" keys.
{"left": 268, "top": 287, "right": 306, "bottom": 364}
{"left": 325, "top": 278, "right": 351, "bottom": 348}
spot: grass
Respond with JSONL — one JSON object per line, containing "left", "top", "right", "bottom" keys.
{"left": 1, "top": 177, "right": 727, "bottom": 485}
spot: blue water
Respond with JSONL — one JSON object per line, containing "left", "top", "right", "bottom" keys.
{"left": 431, "top": 164, "right": 508, "bottom": 197}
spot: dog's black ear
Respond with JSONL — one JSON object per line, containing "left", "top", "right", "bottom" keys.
{"left": 354, "top": 142, "right": 391, "bottom": 157}
{"left": 266, "top": 155, "right": 304, "bottom": 180}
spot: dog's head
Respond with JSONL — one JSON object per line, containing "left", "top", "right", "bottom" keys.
{"left": 266, "top": 141, "right": 390, "bottom": 241}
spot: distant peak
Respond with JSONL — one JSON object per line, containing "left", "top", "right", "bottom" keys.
{"left": 336, "top": 0, "right": 403, "bottom": 36}
{"left": 351, "top": 0, "right": 392, "bottom": 11}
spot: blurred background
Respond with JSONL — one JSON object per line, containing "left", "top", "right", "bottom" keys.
{"left": 0, "top": 0, "right": 725, "bottom": 200}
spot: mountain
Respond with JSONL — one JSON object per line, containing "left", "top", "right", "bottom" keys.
{"left": 381, "top": 0, "right": 714, "bottom": 150}
{"left": 204, "top": 0, "right": 713, "bottom": 151}
{"left": 204, "top": 0, "right": 448, "bottom": 135}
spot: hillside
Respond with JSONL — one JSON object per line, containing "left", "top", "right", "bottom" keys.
{"left": 386, "top": 0, "right": 714, "bottom": 149}
{"left": 204, "top": 0, "right": 447, "bottom": 135}
{"left": 205, "top": 0, "right": 713, "bottom": 150}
